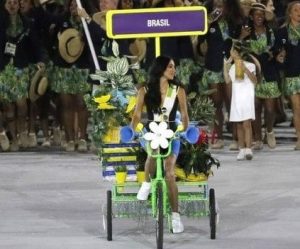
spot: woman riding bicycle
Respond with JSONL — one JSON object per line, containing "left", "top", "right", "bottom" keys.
{"left": 131, "top": 55, "right": 190, "bottom": 233}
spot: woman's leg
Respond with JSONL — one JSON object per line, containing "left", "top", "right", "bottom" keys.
{"left": 243, "top": 119, "right": 253, "bottom": 149}
{"left": 252, "top": 97, "right": 263, "bottom": 149}
{"left": 28, "top": 101, "right": 38, "bottom": 147}
{"left": 4, "top": 103, "right": 18, "bottom": 150}
{"left": 264, "top": 98, "right": 277, "bottom": 148}
{"left": 165, "top": 154, "right": 184, "bottom": 233}
{"left": 243, "top": 119, "right": 253, "bottom": 160}
{"left": 290, "top": 93, "right": 300, "bottom": 149}
{"left": 0, "top": 109, "right": 10, "bottom": 151}
{"left": 137, "top": 155, "right": 155, "bottom": 201}
{"left": 38, "top": 94, "right": 51, "bottom": 146}
{"left": 144, "top": 156, "right": 156, "bottom": 182}
{"left": 164, "top": 155, "right": 178, "bottom": 212}
{"left": 210, "top": 83, "right": 224, "bottom": 148}
{"left": 237, "top": 122, "right": 245, "bottom": 148}
{"left": 16, "top": 98, "right": 29, "bottom": 148}
{"left": 75, "top": 94, "right": 89, "bottom": 151}
{"left": 60, "top": 94, "right": 75, "bottom": 151}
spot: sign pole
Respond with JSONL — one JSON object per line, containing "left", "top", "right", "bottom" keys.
{"left": 75, "top": 0, "right": 101, "bottom": 90}
{"left": 155, "top": 37, "right": 161, "bottom": 57}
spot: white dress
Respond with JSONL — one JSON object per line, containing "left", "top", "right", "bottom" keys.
{"left": 229, "top": 61, "right": 256, "bottom": 122}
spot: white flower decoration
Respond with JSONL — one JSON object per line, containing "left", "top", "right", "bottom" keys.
{"left": 143, "top": 121, "right": 174, "bottom": 150}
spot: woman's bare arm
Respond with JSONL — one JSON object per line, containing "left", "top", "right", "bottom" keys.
{"left": 131, "top": 87, "right": 146, "bottom": 130}
{"left": 177, "top": 87, "right": 189, "bottom": 130}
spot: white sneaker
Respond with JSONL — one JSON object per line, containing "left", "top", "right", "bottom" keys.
{"left": 245, "top": 148, "right": 253, "bottom": 160}
{"left": 172, "top": 212, "right": 184, "bottom": 233}
{"left": 0, "top": 131, "right": 10, "bottom": 151}
{"left": 27, "top": 133, "right": 37, "bottom": 147}
{"left": 237, "top": 148, "right": 245, "bottom": 161}
{"left": 137, "top": 182, "right": 151, "bottom": 200}
{"left": 77, "top": 139, "right": 88, "bottom": 152}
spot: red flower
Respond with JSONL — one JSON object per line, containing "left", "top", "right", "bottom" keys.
{"left": 197, "top": 128, "right": 208, "bottom": 145}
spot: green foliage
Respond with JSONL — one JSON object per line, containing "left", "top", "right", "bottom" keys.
{"left": 177, "top": 130, "right": 220, "bottom": 177}
{"left": 132, "top": 68, "right": 148, "bottom": 84}
{"left": 175, "top": 58, "right": 202, "bottom": 86}
{"left": 187, "top": 92, "right": 216, "bottom": 126}
{"left": 114, "top": 165, "right": 127, "bottom": 172}
{"left": 84, "top": 41, "right": 138, "bottom": 155}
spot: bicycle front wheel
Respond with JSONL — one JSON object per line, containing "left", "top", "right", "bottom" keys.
{"left": 156, "top": 182, "right": 164, "bottom": 249}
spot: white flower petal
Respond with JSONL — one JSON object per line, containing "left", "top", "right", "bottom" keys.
{"left": 149, "top": 122, "right": 159, "bottom": 133}
{"left": 164, "top": 129, "right": 174, "bottom": 138}
{"left": 158, "top": 121, "right": 168, "bottom": 132}
{"left": 159, "top": 137, "right": 169, "bottom": 149}
{"left": 150, "top": 139, "right": 160, "bottom": 150}
{"left": 144, "top": 132, "right": 156, "bottom": 141}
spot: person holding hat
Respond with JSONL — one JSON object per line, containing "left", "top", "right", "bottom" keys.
{"left": 0, "top": 0, "right": 46, "bottom": 151}
{"left": 197, "top": 0, "right": 244, "bottom": 150}
{"left": 274, "top": 1, "right": 300, "bottom": 150}
{"left": 224, "top": 46, "right": 259, "bottom": 160}
{"left": 240, "top": 2, "right": 280, "bottom": 150}
{"left": 49, "top": 0, "right": 103, "bottom": 152}
{"left": 19, "top": 0, "right": 54, "bottom": 148}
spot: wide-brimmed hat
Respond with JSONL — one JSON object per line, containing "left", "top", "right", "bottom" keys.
{"left": 29, "top": 67, "right": 48, "bottom": 102}
{"left": 250, "top": 2, "right": 274, "bottom": 21}
{"left": 129, "top": 39, "right": 147, "bottom": 62}
{"left": 240, "top": 0, "right": 257, "bottom": 8}
{"left": 39, "top": 0, "right": 55, "bottom": 4}
{"left": 58, "top": 28, "right": 85, "bottom": 63}
{"left": 93, "top": 11, "right": 107, "bottom": 30}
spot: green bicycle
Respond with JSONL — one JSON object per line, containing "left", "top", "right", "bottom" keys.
{"left": 104, "top": 122, "right": 217, "bottom": 248}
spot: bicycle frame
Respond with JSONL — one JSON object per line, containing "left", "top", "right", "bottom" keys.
{"left": 144, "top": 138, "right": 176, "bottom": 218}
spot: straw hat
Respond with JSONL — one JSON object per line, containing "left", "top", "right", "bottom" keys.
{"left": 93, "top": 11, "right": 107, "bottom": 30}
{"left": 129, "top": 39, "right": 147, "bottom": 62}
{"left": 58, "top": 28, "right": 85, "bottom": 63}
{"left": 240, "top": 0, "right": 257, "bottom": 8}
{"left": 29, "top": 67, "right": 48, "bottom": 102}
{"left": 151, "top": 0, "right": 163, "bottom": 7}
{"left": 250, "top": 2, "right": 274, "bottom": 21}
{"left": 39, "top": 0, "right": 54, "bottom": 4}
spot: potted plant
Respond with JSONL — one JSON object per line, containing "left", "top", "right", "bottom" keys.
{"left": 176, "top": 129, "right": 220, "bottom": 181}
{"left": 84, "top": 40, "right": 138, "bottom": 156}
{"left": 114, "top": 165, "right": 128, "bottom": 184}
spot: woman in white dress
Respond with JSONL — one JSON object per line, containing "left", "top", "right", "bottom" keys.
{"left": 224, "top": 48, "right": 259, "bottom": 160}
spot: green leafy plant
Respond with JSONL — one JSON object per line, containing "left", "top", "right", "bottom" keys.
{"left": 114, "top": 165, "right": 127, "bottom": 173}
{"left": 175, "top": 58, "right": 202, "bottom": 86}
{"left": 84, "top": 41, "right": 138, "bottom": 155}
{"left": 177, "top": 129, "right": 220, "bottom": 177}
{"left": 187, "top": 91, "right": 216, "bottom": 126}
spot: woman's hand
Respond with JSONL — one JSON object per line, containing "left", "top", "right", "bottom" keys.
{"left": 36, "top": 62, "right": 45, "bottom": 71}
{"left": 77, "top": 7, "right": 91, "bottom": 23}
{"left": 239, "top": 26, "right": 251, "bottom": 40}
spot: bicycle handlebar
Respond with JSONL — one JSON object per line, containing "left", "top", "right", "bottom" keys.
{"left": 120, "top": 122, "right": 199, "bottom": 157}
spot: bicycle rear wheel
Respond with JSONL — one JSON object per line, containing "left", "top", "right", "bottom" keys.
{"left": 107, "top": 190, "right": 112, "bottom": 241}
{"left": 156, "top": 182, "right": 163, "bottom": 249}
{"left": 209, "top": 188, "right": 216, "bottom": 239}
